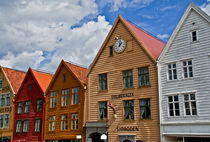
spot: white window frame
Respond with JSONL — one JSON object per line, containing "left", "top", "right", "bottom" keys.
{"left": 4, "top": 114, "right": 9, "bottom": 128}
{"left": 61, "top": 114, "right": 68, "bottom": 130}
{"left": 5, "top": 93, "right": 10, "bottom": 106}
{"left": 191, "top": 30, "right": 198, "bottom": 42}
{"left": 17, "top": 102, "right": 23, "bottom": 114}
{"left": 72, "top": 88, "right": 79, "bottom": 105}
{"left": 34, "top": 119, "right": 41, "bottom": 132}
{"left": 183, "top": 93, "right": 197, "bottom": 116}
{"left": 23, "top": 120, "right": 29, "bottom": 132}
{"left": 168, "top": 95, "right": 180, "bottom": 117}
{"left": 182, "top": 59, "right": 193, "bottom": 79}
{"left": 49, "top": 116, "right": 55, "bottom": 131}
{"left": 16, "top": 120, "right": 22, "bottom": 133}
{"left": 167, "top": 63, "right": 177, "bottom": 81}
{"left": 50, "top": 91, "right": 57, "bottom": 108}
{"left": 61, "top": 89, "right": 69, "bottom": 107}
{"left": 24, "top": 101, "right": 30, "bottom": 113}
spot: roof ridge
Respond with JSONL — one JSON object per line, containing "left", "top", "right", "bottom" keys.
{"left": 31, "top": 69, "right": 53, "bottom": 75}
{"left": 64, "top": 60, "right": 88, "bottom": 69}
{"left": 125, "top": 19, "right": 165, "bottom": 43}
{"left": 2, "top": 66, "right": 26, "bottom": 73}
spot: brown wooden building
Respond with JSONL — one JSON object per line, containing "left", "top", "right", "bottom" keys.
{"left": 85, "top": 15, "right": 165, "bottom": 142}
{"left": 44, "top": 60, "right": 88, "bottom": 142}
{"left": 0, "top": 66, "right": 26, "bottom": 142}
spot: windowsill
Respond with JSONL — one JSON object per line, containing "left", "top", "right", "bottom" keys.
{"left": 123, "top": 119, "right": 135, "bottom": 122}
{"left": 24, "top": 112, "right": 30, "bottom": 114}
{"left": 71, "top": 104, "right": 79, "bottom": 106}
{"left": 60, "top": 129, "right": 69, "bottom": 132}
{"left": 70, "top": 129, "right": 79, "bottom": 131}
{"left": 60, "top": 106, "right": 68, "bottom": 108}
{"left": 36, "top": 111, "right": 43, "bottom": 113}
{"left": 49, "top": 107, "right": 56, "bottom": 109}
{"left": 140, "top": 118, "right": 152, "bottom": 121}
{"left": 122, "top": 88, "right": 134, "bottom": 91}
{"left": 190, "top": 40, "right": 199, "bottom": 44}
{"left": 34, "top": 131, "right": 41, "bottom": 133}
{"left": 98, "top": 90, "right": 108, "bottom": 93}
{"left": 48, "top": 131, "right": 55, "bottom": 133}
{"left": 98, "top": 119, "right": 108, "bottom": 122}
{"left": 166, "top": 79, "right": 179, "bottom": 82}
{"left": 138, "top": 85, "right": 151, "bottom": 88}
{"left": 181, "top": 77, "right": 194, "bottom": 81}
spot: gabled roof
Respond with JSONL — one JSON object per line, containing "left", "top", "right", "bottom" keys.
{"left": 2, "top": 67, "right": 26, "bottom": 94}
{"left": 87, "top": 15, "right": 165, "bottom": 76}
{"left": 64, "top": 61, "right": 88, "bottom": 85}
{"left": 123, "top": 19, "right": 165, "bottom": 59}
{"left": 31, "top": 69, "right": 53, "bottom": 92}
{"left": 158, "top": 2, "right": 210, "bottom": 62}
{"left": 15, "top": 68, "right": 53, "bottom": 102}
{"left": 45, "top": 60, "right": 88, "bottom": 96}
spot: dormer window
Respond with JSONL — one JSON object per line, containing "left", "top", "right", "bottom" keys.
{"left": 191, "top": 30, "right": 198, "bottom": 42}
{"left": 62, "top": 74, "right": 66, "bottom": 82}
{"left": 28, "top": 85, "right": 32, "bottom": 91}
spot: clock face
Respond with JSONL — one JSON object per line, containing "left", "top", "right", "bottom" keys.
{"left": 115, "top": 39, "right": 126, "bottom": 53}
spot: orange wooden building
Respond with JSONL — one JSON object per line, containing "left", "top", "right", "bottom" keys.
{"left": 85, "top": 15, "right": 165, "bottom": 142}
{"left": 44, "top": 60, "right": 88, "bottom": 142}
{"left": 0, "top": 66, "right": 25, "bottom": 142}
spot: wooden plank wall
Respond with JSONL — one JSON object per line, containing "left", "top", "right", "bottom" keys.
{"left": 86, "top": 20, "right": 160, "bottom": 142}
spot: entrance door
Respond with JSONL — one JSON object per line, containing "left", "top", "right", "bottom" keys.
{"left": 123, "top": 140, "right": 131, "bottom": 142}
{"left": 185, "top": 137, "right": 210, "bottom": 142}
{"left": 91, "top": 133, "right": 104, "bottom": 142}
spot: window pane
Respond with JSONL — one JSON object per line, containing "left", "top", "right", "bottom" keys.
{"left": 184, "top": 95, "right": 189, "bottom": 100}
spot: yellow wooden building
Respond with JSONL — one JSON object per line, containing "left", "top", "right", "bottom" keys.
{"left": 84, "top": 15, "right": 165, "bottom": 142}
{"left": 0, "top": 66, "right": 25, "bottom": 142}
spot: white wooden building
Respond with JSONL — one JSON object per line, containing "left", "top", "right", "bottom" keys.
{"left": 157, "top": 3, "right": 210, "bottom": 142}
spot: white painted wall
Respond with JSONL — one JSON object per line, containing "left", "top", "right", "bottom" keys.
{"left": 158, "top": 7, "right": 210, "bottom": 142}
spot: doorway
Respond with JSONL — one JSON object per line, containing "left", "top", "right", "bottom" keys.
{"left": 123, "top": 140, "right": 131, "bottom": 142}
{"left": 90, "top": 132, "right": 104, "bottom": 142}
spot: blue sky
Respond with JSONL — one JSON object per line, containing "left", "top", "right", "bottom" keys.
{"left": 0, "top": 0, "right": 209, "bottom": 72}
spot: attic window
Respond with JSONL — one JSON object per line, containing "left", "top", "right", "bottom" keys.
{"left": 191, "top": 31, "right": 198, "bottom": 42}
{"left": 28, "top": 85, "right": 32, "bottom": 91}
{"left": 63, "top": 74, "right": 66, "bottom": 82}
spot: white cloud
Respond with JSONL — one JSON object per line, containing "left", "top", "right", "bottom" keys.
{"left": 99, "top": 0, "right": 154, "bottom": 11}
{"left": 0, "top": 0, "right": 112, "bottom": 72}
{"left": 157, "top": 34, "right": 169, "bottom": 41}
{"left": 200, "top": 1, "right": 210, "bottom": 16}
{"left": 160, "top": 5, "right": 177, "bottom": 12}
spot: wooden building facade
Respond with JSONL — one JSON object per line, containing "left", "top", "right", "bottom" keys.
{"left": 85, "top": 15, "right": 165, "bottom": 142}
{"left": 44, "top": 60, "right": 88, "bottom": 142}
{"left": 0, "top": 67, "right": 25, "bottom": 142}
{"left": 13, "top": 68, "right": 52, "bottom": 142}
{"left": 158, "top": 3, "right": 210, "bottom": 142}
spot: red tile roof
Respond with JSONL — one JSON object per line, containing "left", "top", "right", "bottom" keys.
{"left": 64, "top": 61, "right": 88, "bottom": 85}
{"left": 124, "top": 19, "right": 165, "bottom": 59}
{"left": 2, "top": 67, "right": 26, "bottom": 94}
{"left": 31, "top": 69, "right": 53, "bottom": 92}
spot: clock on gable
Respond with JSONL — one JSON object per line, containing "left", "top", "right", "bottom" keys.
{"left": 115, "top": 39, "right": 126, "bottom": 53}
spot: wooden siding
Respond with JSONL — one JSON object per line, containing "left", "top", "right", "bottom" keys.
{"left": 86, "top": 20, "right": 160, "bottom": 142}
{"left": 0, "top": 69, "right": 14, "bottom": 139}
{"left": 158, "top": 7, "right": 210, "bottom": 142}
{"left": 44, "top": 63, "right": 85, "bottom": 142}
{"left": 13, "top": 71, "right": 44, "bottom": 142}
{"left": 160, "top": 9, "right": 210, "bottom": 122}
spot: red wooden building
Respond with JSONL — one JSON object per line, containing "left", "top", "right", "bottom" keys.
{"left": 12, "top": 68, "right": 53, "bottom": 142}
